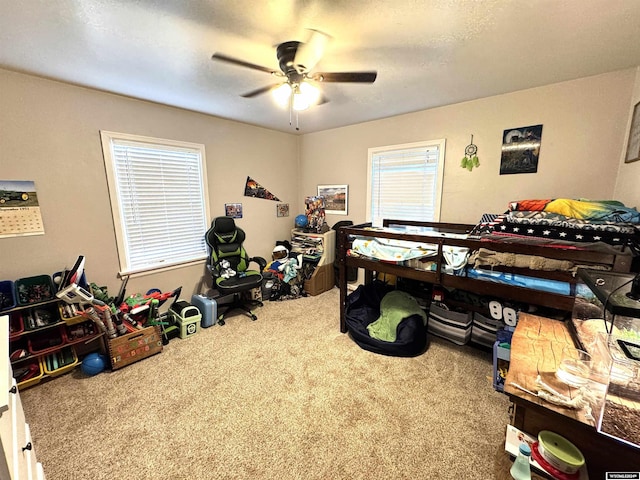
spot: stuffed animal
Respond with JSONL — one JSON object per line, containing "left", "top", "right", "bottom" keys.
{"left": 219, "top": 259, "right": 236, "bottom": 279}
{"left": 283, "top": 257, "right": 302, "bottom": 283}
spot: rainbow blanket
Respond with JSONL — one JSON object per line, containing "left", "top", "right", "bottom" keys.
{"left": 509, "top": 199, "right": 640, "bottom": 224}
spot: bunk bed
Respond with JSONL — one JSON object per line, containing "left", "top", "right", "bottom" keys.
{"left": 337, "top": 218, "right": 636, "bottom": 333}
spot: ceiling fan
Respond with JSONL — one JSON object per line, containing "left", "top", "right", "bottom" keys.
{"left": 211, "top": 30, "right": 377, "bottom": 128}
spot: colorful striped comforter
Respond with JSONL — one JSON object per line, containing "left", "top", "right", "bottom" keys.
{"left": 508, "top": 198, "right": 640, "bottom": 224}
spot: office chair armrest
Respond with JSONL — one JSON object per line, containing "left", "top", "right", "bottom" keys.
{"left": 250, "top": 256, "right": 267, "bottom": 271}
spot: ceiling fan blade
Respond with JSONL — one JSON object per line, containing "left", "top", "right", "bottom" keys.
{"left": 240, "top": 84, "right": 282, "bottom": 98}
{"left": 212, "top": 53, "right": 276, "bottom": 75}
{"left": 294, "top": 29, "right": 331, "bottom": 74}
{"left": 311, "top": 71, "right": 377, "bottom": 83}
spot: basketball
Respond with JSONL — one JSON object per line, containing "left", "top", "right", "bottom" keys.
{"left": 295, "top": 214, "right": 308, "bottom": 228}
{"left": 81, "top": 353, "right": 106, "bottom": 376}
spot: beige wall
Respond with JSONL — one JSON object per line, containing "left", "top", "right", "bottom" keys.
{"left": 614, "top": 67, "right": 640, "bottom": 207}
{"left": 301, "top": 69, "right": 638, "bottom": 226}
{"left": 0, "top": 69, "right": 299, "bottom": 296}
{"left": 2, "top": 67, "right": 639, "bottom": 297}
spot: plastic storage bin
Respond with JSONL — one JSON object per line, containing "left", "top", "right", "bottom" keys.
{"left": 0, "top": 280, "right": 16, "bottom": 311}
{"left": 27, "top": 325, "right": 66, "bottom": 355}
{"left": 65, "top": 320, "right": 96, "bottom": 342}
{"left": 15, "top": 274, "right": 55, "bottom": 305}
{"left": 43, "top": 346, "right": 78, "bottom": 377}
{"left": 22, "top": 304, "right": 60, "bottom": 330}
{"left": 14, "top": 357, "right": 45, "bottom": 389}
{"left": 9, "top": 314, "right": 24, "bottom": 339}
{"left": 59, "top": 303, "right": 85, "bottom": 325}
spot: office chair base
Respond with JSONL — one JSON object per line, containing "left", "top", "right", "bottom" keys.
{"left": 216, "top": 298, "right": 262, "bottom": 325}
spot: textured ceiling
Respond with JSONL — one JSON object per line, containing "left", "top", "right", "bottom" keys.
{"left": 1, "top": 0, "right": 640, "bottom": 134}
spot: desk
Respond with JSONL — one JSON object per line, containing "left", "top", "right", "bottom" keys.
{"left": 504, "top": 313, "right": 640, "bottom": 477}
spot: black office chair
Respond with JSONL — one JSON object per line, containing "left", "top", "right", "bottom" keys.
{"left": 205, "top": 217, "right": 266, "bottom": 325}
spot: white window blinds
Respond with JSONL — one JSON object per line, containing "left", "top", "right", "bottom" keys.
{"left": 368, "top": 140, "right": 445, "bottom": 223}
{"left": 101, "top": 131, "right": 210, "bottom": 275}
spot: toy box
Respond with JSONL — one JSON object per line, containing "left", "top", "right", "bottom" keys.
{"left": 107, "top": 325, "right": 163, "bottom": 370}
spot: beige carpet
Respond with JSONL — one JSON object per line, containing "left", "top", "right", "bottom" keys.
{"left": 20, "top": 287, "right": 511, "bottom": 480}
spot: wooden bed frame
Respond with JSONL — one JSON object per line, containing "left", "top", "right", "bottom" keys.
{"left": 337, "top": 219, "right": 634, "bottom": 333}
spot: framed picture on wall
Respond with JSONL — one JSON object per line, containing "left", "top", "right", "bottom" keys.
{"left": 499, "top": 124, "right": 543, "bottom": 175}
{"left": 625, "top": 101, "right": 640, "bottom": 163}
{"left": 317, "top": 184, "right": 348, "bottom": 215}
{"left": 224, "top": 203, "right": 243, "bottom": 218}
{"left": 276, "top": 203, "right": 289, "bottom": 217}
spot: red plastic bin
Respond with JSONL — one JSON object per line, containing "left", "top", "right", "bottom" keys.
{"left": 9, "top": 314, "right": 24, "bottom": 339}
{"left": 27, "top": 326, "right": 66, "bottom": 355}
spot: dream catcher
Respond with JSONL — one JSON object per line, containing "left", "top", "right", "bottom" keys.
{"left": 460, "top": 135, "right": 480, "bottom": 171}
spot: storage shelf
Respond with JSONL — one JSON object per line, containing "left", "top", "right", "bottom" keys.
{"left": 4, "top": 272, "right": 106, "bottom": 390}
{"left": 291, "top": 229, "right": 336, "bottom": 296}
{"left": 10, "top": 332, "right": 103, "bottom": 367}
{"left": 2, "top": 297, "right": 59, "bottom": 314}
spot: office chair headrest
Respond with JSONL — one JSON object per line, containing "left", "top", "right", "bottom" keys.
{"left": 209, "top": 216, "right": 245, "bottom": 245}
{"left": 212, "top": 216, "right": 236, "bottom": 233}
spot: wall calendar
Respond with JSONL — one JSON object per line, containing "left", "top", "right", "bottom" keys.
{"left": 0, "top": 180, "right": 45, "bottom": 238}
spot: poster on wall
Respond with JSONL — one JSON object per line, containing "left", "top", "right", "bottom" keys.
{"left": 304, "top": 196, "right": 325, "bottom": 233}
{"left": 225, "top": 203, "right": 243, "bottom": 218}
{"left": 244, "top": 176, "right": 281, "bottom": 201}
{"left": 499, "top": 124, "right": 543, "bottom": 175}
{"left": 0, "top": 180, "right": 45, "bottom": 238}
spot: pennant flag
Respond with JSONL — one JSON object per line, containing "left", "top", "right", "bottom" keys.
{"left": 244, "top": 176, "right": 280, "bottom": 201}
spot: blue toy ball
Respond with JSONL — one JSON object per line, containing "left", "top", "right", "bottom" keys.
{"left": 295, "top": 214, "right": 309, "bottom": 228}
{"left": 82, "top": 353, "right": 106, "bottom": 376}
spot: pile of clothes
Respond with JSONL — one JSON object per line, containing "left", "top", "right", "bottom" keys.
{"left": 262, "top": 241, "right": 306, "bottom": 301}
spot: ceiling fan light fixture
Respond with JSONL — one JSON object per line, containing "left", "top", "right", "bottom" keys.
{"left": 292, "top": 90, "right": 311, "bottom": 111}
{"left": 291, "top": 81, "right": 320, "bottom": 111}
{"left": 273, "top": 83, "right": 292, "bottom": 107}
{"left": 299, "top": 81, "right": 320, "bottom": 104}
{"left": 275, "top": 81, "right": 320, "bottom": 111}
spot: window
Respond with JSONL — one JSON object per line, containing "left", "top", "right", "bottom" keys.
{"left": 100, "top": 131, "right": 210, "bottom": 276}
{"left": 367, "top": 139, "right": 445, "bottom": 224}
